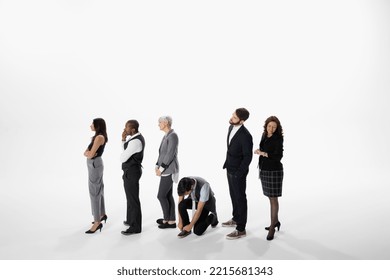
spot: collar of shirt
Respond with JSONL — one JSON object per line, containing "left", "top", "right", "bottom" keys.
{"left": 128, "top": 132, "right": 141, "bottom": 140}
{"left": 164, "top": 129, "right": 173, "bottom": 137}
{"left": 232, "top": 124, "right": 242, "bottom": 131}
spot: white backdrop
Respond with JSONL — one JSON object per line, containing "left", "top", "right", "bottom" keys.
{"left": 1, "top": 0, "right": 390, "bottom": 260}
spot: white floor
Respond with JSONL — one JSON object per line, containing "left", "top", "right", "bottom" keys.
{"left": 1, "top": 147, "right": 389, "bottom": 260}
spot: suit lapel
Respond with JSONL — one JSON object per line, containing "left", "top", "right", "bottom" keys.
{"left": 159, "top": 129, "right": 173, "bottom": 152}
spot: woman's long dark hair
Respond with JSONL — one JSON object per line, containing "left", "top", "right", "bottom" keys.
{"left": 263, "top": 116, "right": 283, "bottom": 138}
{"left": 92, "top": 118, "right": 108, "bottom": 143}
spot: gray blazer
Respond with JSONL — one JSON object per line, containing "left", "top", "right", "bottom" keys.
{"left": 156, "top": 129, "right": 179, "bottom": 174}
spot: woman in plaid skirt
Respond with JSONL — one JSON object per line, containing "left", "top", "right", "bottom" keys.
{"left": 254, "top": 116, "right": 284, "bottom": 241}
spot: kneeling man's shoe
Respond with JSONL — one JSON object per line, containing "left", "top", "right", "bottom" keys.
{"left": 177, "top": 230, "right": 191, "bottom": 238}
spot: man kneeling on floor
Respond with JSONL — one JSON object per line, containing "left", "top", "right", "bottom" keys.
{"left": 177, "top": 176, "right": 219, "bottom": 238}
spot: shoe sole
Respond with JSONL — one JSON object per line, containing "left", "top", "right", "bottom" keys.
{"left": 158, "top": 226, "right": 176, "bottom": 229}
{"left": 178, "top": 233, "right": 191, "bottom": 238}
{"left": 121, "top": 231, "right": 141, "bottom": 235}
{"left": 221, "top": 224, "right": 236, "bottom": 227}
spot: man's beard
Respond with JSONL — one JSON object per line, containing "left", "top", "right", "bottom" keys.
{"left": 229, "top": 119, "right": 241, "bottom": 125}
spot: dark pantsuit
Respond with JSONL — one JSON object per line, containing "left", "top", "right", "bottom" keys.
{"left": 179, "top": 198, "right": 211, "bottom": 236}
{"left": 227, "top": 172, "right": 247, "bottom": 232}
{"left": 123, "top": 168, "right": 142, "bottom": 232}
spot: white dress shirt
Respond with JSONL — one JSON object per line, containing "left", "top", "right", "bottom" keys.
{"left": 120, "top": 132, "right": 142, "bottom": 163}
{"left": 229, "top": 124, "right": 242, "bottom": 144}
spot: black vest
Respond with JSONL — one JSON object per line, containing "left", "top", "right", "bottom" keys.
{"left": 192, "top": 176, "right": 216, "bottom": 213}
{"left": 122, "top": 134, "right": 145, "bottom": 170}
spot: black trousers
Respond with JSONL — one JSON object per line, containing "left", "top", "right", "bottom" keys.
{"left": 123, "top": 168, "right": 142, "bottom": 232}
{"left": 227, "top": 172, "right": 247, "bottom": 232}
{"left": 179, "top": 198, "right": 211, "bottom": 236}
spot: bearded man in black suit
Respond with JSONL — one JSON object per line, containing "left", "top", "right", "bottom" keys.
{"left": 222, "top": 108, "right": 253, "bottom": 240}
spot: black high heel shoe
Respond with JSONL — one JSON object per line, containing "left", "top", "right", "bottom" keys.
{"left": 91, "top": 214, "right": 108, "bottom": 224}
{"left": 265, "top": 221, "right": 281, "bottom": 231}
{"left": 85, "top": 223, "right": 103, "bottom": 234}
{"left": 100, "top": 214, "right": 108, "bottom": 223}
{"left": 266, "top": 228, "right": 275, "bottom": 241}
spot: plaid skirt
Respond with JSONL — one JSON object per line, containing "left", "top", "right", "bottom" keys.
{"left": 260, "top": 170, "right": 284, "bottom": 197}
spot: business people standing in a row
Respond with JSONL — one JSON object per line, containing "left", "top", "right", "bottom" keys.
{"left": 223, "top": 108, "right": 253, "bottom": 240}
{"left": 155, "top": 116, "right": 179, "bottom": 229}
{"left": 120, "top": 120, "right": 146, "bottom": 235}
{"left": 84, "top": 118, "right": 108, "bottom": 234}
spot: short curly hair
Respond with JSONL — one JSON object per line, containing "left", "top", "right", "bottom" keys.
{"left": 158, "top": 116, "right": 173, "bottom": 127}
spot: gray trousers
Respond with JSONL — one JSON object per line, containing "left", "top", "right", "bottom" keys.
{"left": 87, "top": 157, "right": 105, "bottom": 221}
{"left": 157, "top": 175, "right": 176, "bottom": 221}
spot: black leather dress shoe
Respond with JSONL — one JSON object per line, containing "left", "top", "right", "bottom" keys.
{"left": 123, "top": 221, "right": 130, "bottom": 226}
{"left": 121, "top": 227, "right": 141, "bottom": 235}
{"left": 158, "top": 222, "right": 176, "bottom": 229}
{"left": 156, "top": 218, "right": 164, "bottom": 225}
{"left": 177, "top": 230, "right": 191, "bottom": 238}
{"left": 207, "top": 213, "right": 219, "bottom": 228}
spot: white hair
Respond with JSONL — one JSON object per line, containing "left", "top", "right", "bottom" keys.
{"left": 158, "top": 116, "right": 172, "bottom": 127}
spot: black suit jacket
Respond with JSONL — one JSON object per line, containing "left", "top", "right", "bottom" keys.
{"left": 223, "top": 125, "right": 253, "bottom": 177}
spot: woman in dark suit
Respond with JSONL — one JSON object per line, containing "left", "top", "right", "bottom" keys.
{"left": 84, "top": 118, "right": 108, "bottom": 234}
{"left": 254, "top": 116, "right": 284, "bottom": 241}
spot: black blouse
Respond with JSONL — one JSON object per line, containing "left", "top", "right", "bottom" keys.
{"left": 258, "top": 133, "right": 283, "bottom": 171}
{"left": 87, "top": 135, "right": 106, "bottom": 158}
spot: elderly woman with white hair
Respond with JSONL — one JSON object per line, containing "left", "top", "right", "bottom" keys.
{"left": 155, "top": 116, "right": 180, "bottom": 229}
